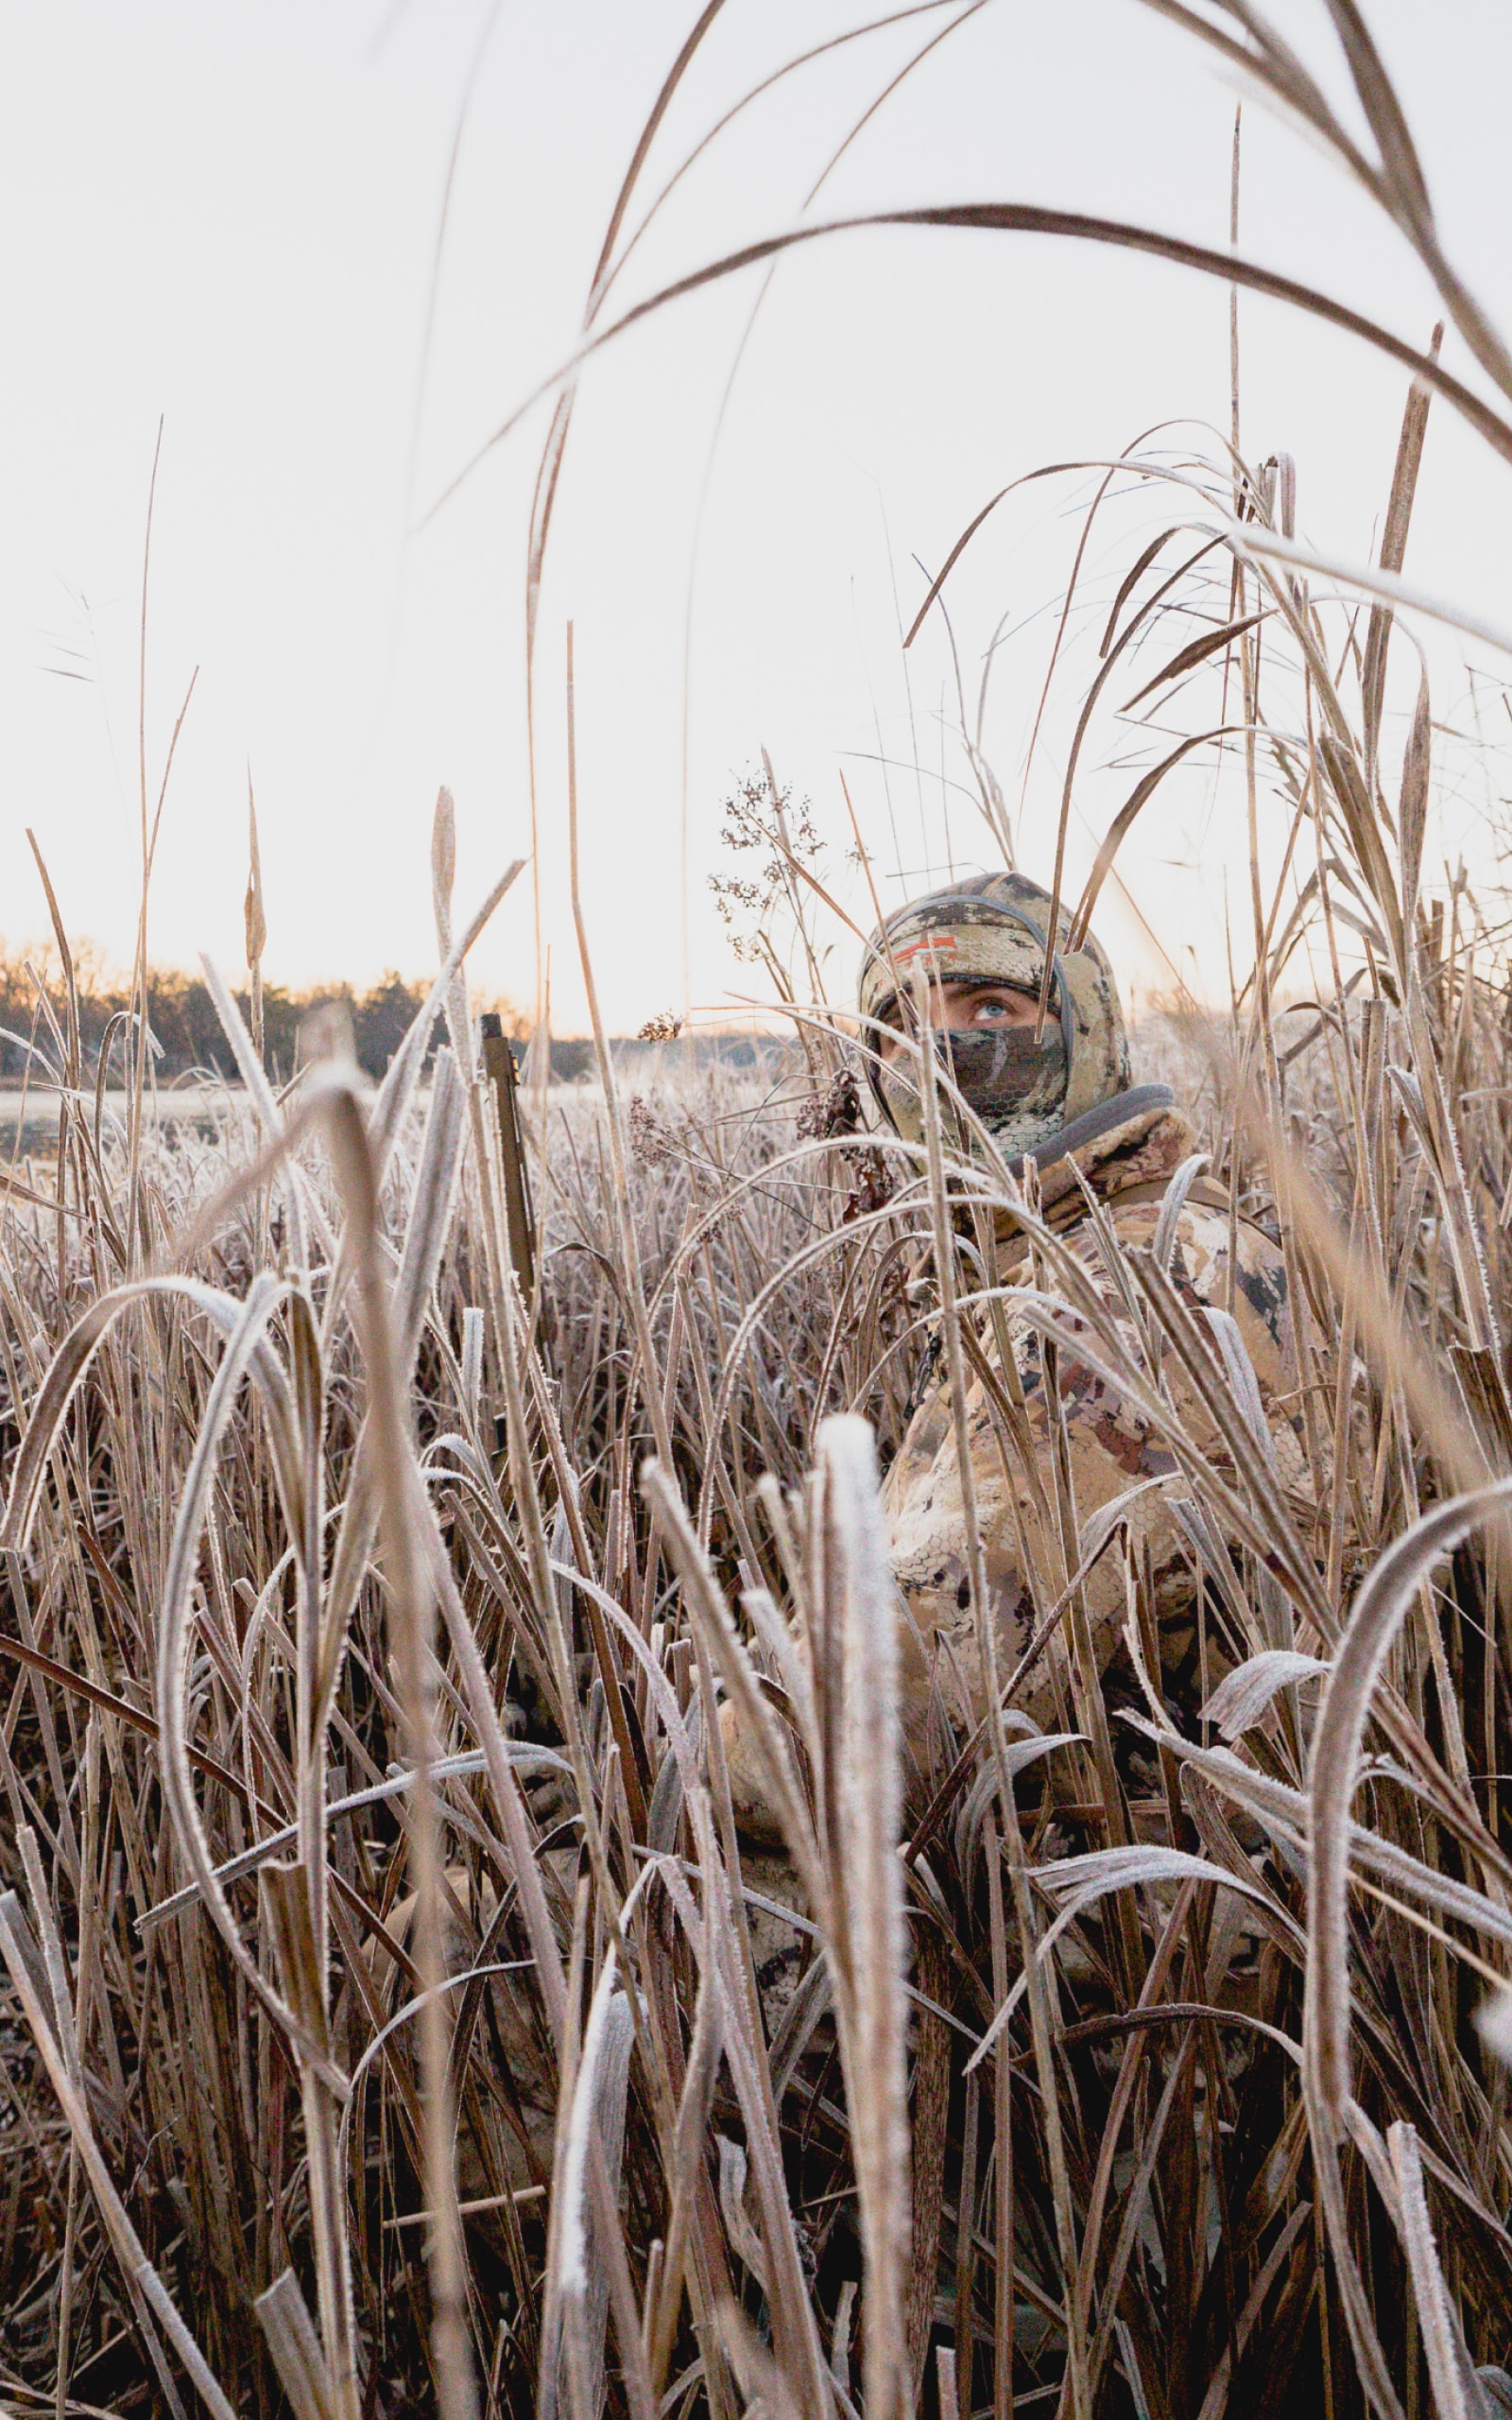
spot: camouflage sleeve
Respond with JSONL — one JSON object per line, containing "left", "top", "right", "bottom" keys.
{"left": 881, "top": 1199, "right": 1316, "bottom": 1759}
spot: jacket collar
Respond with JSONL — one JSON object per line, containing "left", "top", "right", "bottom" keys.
{"left": 995, "top": 1093, "right": 1197, "bottom": 1243}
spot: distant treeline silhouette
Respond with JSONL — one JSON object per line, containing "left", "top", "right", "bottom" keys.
{"left": 0, "top": 957, "right": 528, "bottom": 1083}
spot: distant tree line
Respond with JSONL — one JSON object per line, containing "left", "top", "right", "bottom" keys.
{"left": 0, "top": 955, "right": 528, "bottom": 1084}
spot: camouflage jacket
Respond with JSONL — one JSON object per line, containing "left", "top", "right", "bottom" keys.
{"left": 883, "top": 1100, "right": 1317, "bottom": 1771}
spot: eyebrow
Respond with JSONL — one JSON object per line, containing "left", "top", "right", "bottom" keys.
{"left": 939, "top": 978, "right": 1040, "bottom": 998}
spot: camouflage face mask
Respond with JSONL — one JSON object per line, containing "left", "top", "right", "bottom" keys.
{"left": 876, "top": 1011, "right": 1071, "bottom": 1157}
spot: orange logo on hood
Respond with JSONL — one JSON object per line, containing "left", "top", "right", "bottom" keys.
{"left": 892, "top": 932, "right": 959, "bottom": 967}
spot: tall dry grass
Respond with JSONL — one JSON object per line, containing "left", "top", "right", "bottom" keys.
{"left": 6, "top": 495, "right": 1512, "bottom": 2418}
{"left": 9, "top": 6, "right": 1512, "bottom": 2417}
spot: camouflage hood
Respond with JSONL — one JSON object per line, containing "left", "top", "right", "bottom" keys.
{"left": 857, "top": 870, "right": 1149, "bottom": 1163}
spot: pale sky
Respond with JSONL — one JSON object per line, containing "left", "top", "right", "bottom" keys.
{"left": 3, "top": 0, "right": 1512, "bottom": 1032}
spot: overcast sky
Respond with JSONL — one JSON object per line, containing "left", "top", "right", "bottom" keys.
{"left": 3, "top": 0, "right": 1511, "bottom": 1031}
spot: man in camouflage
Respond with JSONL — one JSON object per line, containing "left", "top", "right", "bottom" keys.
{"left": 720, "top": 866, "right": 1306, "bottom": 2042}
{"left": 724, "top": 868, "right": 1314, "bottom": 1849}
{"left": 857, "top": 868, "right": 1312, "bottom": 1778}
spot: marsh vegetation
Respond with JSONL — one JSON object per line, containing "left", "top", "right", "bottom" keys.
{"left": 8, "top": 6, "right": 1512, "bottom": 2418}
